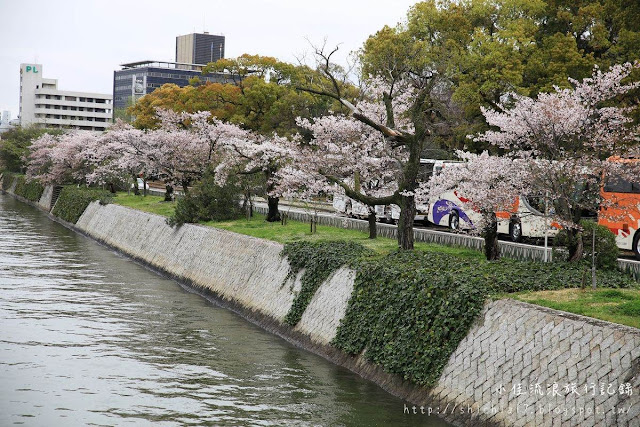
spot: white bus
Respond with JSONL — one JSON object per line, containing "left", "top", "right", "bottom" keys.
{"left": 426, "top": 159, "right": 559, "bottom": 241}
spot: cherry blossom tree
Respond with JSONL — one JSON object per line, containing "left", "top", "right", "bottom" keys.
{"left": 215, "top": 131, "right": 292, "bottom": 222}
{"left": 297, "top": 45, "right": 456, "bottom": 249}
{"left": 278, "top": 111, "right": 403, "bottom": 238}
{"left": 27, "top": 131, "right": 98, "bottom": 186}
{"left": 85, "top": 121, "right": 148, "bottom": 194}
{"left": 416, "top": 151, "right": 528, "bottom": 260}
{"left": 474, "top": 62, "right": 640, "bottom": 260}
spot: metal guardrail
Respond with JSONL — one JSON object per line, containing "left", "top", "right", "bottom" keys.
{"left": 256, "top": 204, "right": 640, "bottom": 279}
{"left": 618, "top": 259, "right": 640, "bottom": 280}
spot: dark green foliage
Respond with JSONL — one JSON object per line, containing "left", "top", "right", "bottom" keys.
{"left": 52, "top": 186, "right": 112, "bottom": 224}
{"left": 334, "top": 252, "right": 486, "bottom": 386}
{"left": 167, "top": 173, "right": 244, "bottom": 227}
{"left": 554, "top": 220, "right": 620, "bottom": 270}
{"left": 1, "top": 172, "right": 16, "bottom": 191}
{"left": 282, "top": 241, "right": 371, "bottom": 326}
{"left": 13, "top": 175, "right": 44, "bottom": 202}
{"left": 0, "top": 126, "right": 62, "bottom": 172}
{"left": 331, "top": 250, "right": 636, "bottom": 388}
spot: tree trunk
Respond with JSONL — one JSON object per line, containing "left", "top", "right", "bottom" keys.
{"left": 483, "top": 212, "right": 500, "bottom": 261}
{"left": 398, "top": 194, "right": 415, "bottom": 250}
{"left": 108, "top": 182, "right": 116, "bottom": 194}
{"left": 164, "top": 184, "right": 173, "bottom": 202}
{"left": 132, "top": 175, "right": 140, "bottom": 196}
{"left": 181, "top": 181, "right": 189, "bottom": 195}
{"left": 567, "top": 229, "right": 584, "bottom": 262}
{"left": 266, "top": 196, "right": 281, "bottom": 222}
{"left": 368, "top": 210, "right": 377, "bottom": 239}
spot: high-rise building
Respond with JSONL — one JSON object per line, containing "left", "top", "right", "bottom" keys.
{"left": 19, "top": 64, "right": 113, "bottom": 132}
{"left": 176, "top": 32, "right": 225, "bottom": 65}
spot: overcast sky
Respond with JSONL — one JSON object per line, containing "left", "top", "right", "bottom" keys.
{"left": 0, "top": 0, "right": 418, "bottom": 118}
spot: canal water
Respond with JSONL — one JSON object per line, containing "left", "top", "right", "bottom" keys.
{"left": 0, "top": 195, "right": 450, "bottom": 426}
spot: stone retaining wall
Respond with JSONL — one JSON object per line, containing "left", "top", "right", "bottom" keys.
{"left": 433, "top": 300, "right": 640, "bottom": 426}
{"left": 37, "top": 185, "right": 53, "bottom": 211}
{"left": 4, "top": 188, "right": 639, "bottom": 427}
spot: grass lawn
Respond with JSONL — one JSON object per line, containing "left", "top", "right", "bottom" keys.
{"left": 112, "top": 192, "right": 483, "bottom": 258}
{"left": 508, "top": 288, "right": 640, "bottom": 329}
{"left": 112, "top": 193, "right": 176, "bottom": 217}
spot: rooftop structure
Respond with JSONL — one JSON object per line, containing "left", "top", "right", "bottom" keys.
{"left": 176, "top": 32, "right": 225, "bottom": 66}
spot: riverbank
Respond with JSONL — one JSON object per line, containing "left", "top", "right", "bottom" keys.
{"left": 2, "top": 182, "right": 640, "bottom": 427}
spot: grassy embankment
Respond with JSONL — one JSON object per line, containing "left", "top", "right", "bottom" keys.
{"left": 112, "top": 192, "right": 640, "bottom": 329}
{"left": 507, "top": 288, "right": 640, "bottom": 329}
{"left": 112, "top": 192, "right": 481, "bottom": 257}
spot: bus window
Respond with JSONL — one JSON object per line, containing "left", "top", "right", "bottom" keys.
{"left": 603, "top": 177, "right": 640, "bottom": 194}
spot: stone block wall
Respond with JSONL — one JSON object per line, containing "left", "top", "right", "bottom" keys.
{"left": 431, "top": 300, "right": 640, "bottom": 426}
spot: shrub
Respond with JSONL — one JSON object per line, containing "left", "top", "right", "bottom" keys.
{"left": 52, "top": 186, "right": 112, "bottom": 223}
{"left": 13, "top": 175, "right": 44, "bottom": 202}
{"left": 554, "top": 220, "right": 619, "bottom": 269}
{"left": 167, "top": 172, "right": 244, "bottom": 226}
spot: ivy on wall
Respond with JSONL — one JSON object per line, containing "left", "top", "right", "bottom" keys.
{"left": 14, "top": 176, "right": 44, "bottom": 202}
{"left": 282, "top": 241, "right": 371, "bottom": 326}
{"left": 1, "top": 173, "right": 44, "bottom": 202}
{"left": 51, "top": 186, "right": 112, "bottom": 223}
{"left": 1, "top": 172, "right": 15, "bottom": 191}
{"left": 281, "top": 244, "right": 638, "bottom": 388}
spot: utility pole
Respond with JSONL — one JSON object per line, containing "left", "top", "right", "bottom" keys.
{"left": 592, "top": 226, "right": 597, "bottom": 289}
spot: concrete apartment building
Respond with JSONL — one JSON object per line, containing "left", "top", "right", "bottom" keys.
{"left": 19, "top": 63, "right": 112, "bottom": 132}
{"left": 0, "top": 111, "right": 18, "bottom": 134}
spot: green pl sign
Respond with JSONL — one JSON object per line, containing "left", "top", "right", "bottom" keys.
{"left": 25, "top": 65, "right": 38, "bottom": 73}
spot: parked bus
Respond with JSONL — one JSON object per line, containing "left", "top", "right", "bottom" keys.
{"left": 426, "top": 160, "right": 560, "bottom": 241}
{"left": 333, "top": 159, "right": 437, "bottom": 223}
{"left": 598, "top": 157, "right": 640, "bottom": 260}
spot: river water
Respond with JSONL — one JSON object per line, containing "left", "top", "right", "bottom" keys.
{"left": 0, "top": 195, "right": 450, "bottom": 426}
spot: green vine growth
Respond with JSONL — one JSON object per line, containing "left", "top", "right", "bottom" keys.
{"left": 14, "top": 175, "right": 45, "bottom": 202}
{"left": 331, "top": 250, "right": 638, "bottom": 388}
{"left": 1, "top": 172, "right": 15, "bottom": 191}
{"left": 52, "top": 186, "right": 113, "bottom": 223}
{"left": 282, "top": 241, "right": 371, "bottom": 326}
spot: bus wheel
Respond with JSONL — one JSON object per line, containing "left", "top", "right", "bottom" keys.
{"left": 633, "top": 232, "right": 640, "bottom": 261}
{"left": 509, "top": 220, "right": 522, "bottom": 242}
{"left": 449, "top": 211, "right": 460, "bottom": 231}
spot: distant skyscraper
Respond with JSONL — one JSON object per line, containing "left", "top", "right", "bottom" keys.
{"left": 176, "top": 32, "right": 225, "bottom": 65}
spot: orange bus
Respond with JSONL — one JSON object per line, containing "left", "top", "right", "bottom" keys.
{"left": 598, "top": 158, "right": 640, "bottom": 260}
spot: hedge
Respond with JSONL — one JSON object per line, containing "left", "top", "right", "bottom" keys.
{"left": 51, "top": 186, "right": 112, "bottom": 223}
